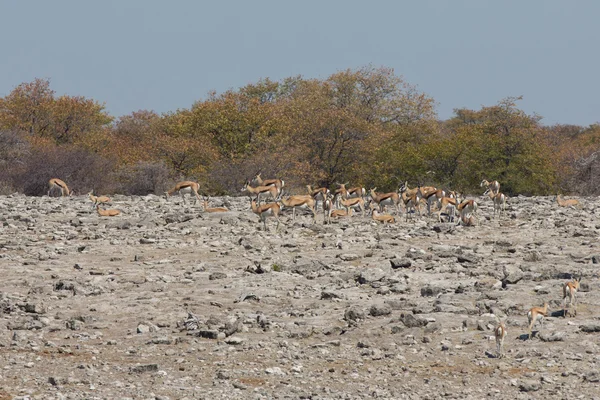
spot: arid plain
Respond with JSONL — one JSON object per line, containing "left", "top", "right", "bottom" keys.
{"left": 0, "top": 193, "right": 598, "bottom": 399}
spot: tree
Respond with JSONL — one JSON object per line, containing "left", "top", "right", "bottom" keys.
{"left": 0, "top": 78, "right": 113, "bottom": 145}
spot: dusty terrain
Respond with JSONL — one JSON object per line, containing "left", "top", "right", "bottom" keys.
{"left": 0, "top": 193, "right": 598, "bottom": 399}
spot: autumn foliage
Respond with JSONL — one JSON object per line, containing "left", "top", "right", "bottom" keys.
{"left": 0, "top": 70, "right": 597, "bottom": 196}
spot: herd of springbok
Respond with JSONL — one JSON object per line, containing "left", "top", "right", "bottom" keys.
{"left": 48, "top": 175, "right": 586, "bottom": 358}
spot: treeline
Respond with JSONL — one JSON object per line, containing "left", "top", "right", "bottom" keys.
{"left": 1, "top": 66, "right": 599, "bottom": 197}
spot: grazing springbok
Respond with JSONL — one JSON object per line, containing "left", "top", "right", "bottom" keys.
{"left": 48, "top": 178, "right": 71, "bottom": 197}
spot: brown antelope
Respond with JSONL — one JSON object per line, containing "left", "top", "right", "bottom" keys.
{"left": 340, "top": 196, "right": 366, "bottom": 217}
{"left": 333, "top": 183, "right": 349, "bottom": 208}
{"left": 253, "top": 173, "right": 284, "bottom": 192}
{"left": 398, "top": 185, "right": 422, "bottom": 221}
{"left": 420, "top": 187, "right": 443, "bottom": 216}
{"left": 280, "top": 193, "right": 317, "bottom": 222}
{"left": 457, "top": 199, "right": 477, "bottom": 225}
{"left": 250, "top": 199, "right": 281, "bottom": 232}
{"left": 437, "top": 196, "right": 460, "bottom": 223}
{"left": 48, "top": 178, "right": 71, "bottom": 197}
{"left": 494, "top": 319, "right": 507, "bottom": 358}
{"left": 556, "top": 194, "right": 581, "bottom": 208}
{"left": 369, "top": 188, "right": 401, "bottom": 215}
{"left": 202, "top": 197, "right": 228, "bottom": 213}
{"left": 563, "top": 275, "right": 581, "bottom": 317}
{"left": 306, "top": 185, "right": 330, "bottom": 210}
{"left": 527, "top": 302, "right": 548, "bottom": 339}
{"left": 480, "top": 179, "right": 500, "bottom": 195}
{"left": 165, "top": 181, "right": 202, "bottom": 205}
{"left": 323, "top": 194, "right": 350, "bottom": 224}
{"left": 241, "top": 180, "right": 279, "bottom": 205}
{"left": 346, "top": 186, "right": 366, "bottom": 200}
{"left": 402, "top": 182, "right": 435, "bottom": 198}
{"left": 371, "top": 208, "right": 395, "bottom": 224}
{"left": 484, "top": 188, "right": 507, "bottom": 219}
{"left": 96, "top": 205, "right": 120, "bottom": 217}
{"left": 88, "top": 190, "right": 111, "bottom": 208}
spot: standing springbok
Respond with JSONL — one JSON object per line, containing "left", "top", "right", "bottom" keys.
{"left": 484, "top": 188, "right": 507, "bottom": 219}
{"left": 253, "top": 173, "right": 285, "bottom": 193}
{"left": 306, "top": 185, "right": 330, "bottom": 210}
{"left": 340, "top": 196, "right": 366, "bottom": 217}
{"left": 250, "top": 199, "right": 281, "bottom": 232}
{"left": 563, "top": 275, "right": 581, "bottom": 317}
{"left": 279, "top": 193, "right": 317, "bottom": 223}
{"left": 527, "top": 302, "right": 548, "bottom": 339}
{"left": 241, "top": 180, "right": 279, "bottom": 205}
{"left": 480, "top": 179, "right": 500, "bottom": 195}
{"left": 494, "top": 319, "right": 507, "bottom": 358}
{"left": 369, "top": 188, "right": 401, "bottom": 215}
{"left": 165, "top": 181, "right": 202, "bottom": 205}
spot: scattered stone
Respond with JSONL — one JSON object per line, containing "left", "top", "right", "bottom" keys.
{"left": 390, "top": 258, "right": 412, "bottom": 269}
{"left": 130, "top": 364, "right": 159, "bottom": 374}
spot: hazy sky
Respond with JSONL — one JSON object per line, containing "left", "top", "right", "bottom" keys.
{"left": 1, "top": 1, "right": 598, "bottom": 125}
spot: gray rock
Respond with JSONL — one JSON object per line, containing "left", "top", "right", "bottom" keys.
{"left": 130, "top": 364, "right": 159, "bottom": 373}
{"left": 503, "top": 265, "right": 524, "bottom": 284}
{"left": 369, "top": 304, "right": 392, "bottom": 317}
{"left": 344, "top": 307, "right": 365, "bottom": 322}
{"left": 519, "top": 379, "right": 541, "bottom": 392}
{"left": 399, "top": 313, "right": 427, "bottom": 328}
{"left": 421, "top": 285, "right": 444, "bottom": 297}
{"left": 538, "top": 331, "right": 565, "bottom": 342}
{"left": 580, "top": 324, "right": 600, "bottom": 333}
{"left": 390, "top": 258, "right": 411, "bottom": 269}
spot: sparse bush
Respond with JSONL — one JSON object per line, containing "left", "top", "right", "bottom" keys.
{"left": 15, "top": 145, "right": 115, "bottom": 196}
{"left": 114, "top": 161, "right": 175, "bottom": 195}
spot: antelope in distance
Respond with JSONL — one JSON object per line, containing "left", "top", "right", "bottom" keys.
{"left": 369, "top": 188, "right": 401, "bottom": 215}
{"left": 241, "top": 180, "right": 279, "bottom": 205}
{"left": 96, "top": 205, "right": 120, "bottom": 217}
{"left": 346, "top": 185, "right": 366, "bottom": 200}
{"left": 306, "top": 185, "right": 330, "bottom": 210}
{"left": 88, "top": 190, "right": 111, "bottom": 208}
{"left": 279, "top": 192, "right": 317, "bottom": 223}
{"left": 556, "top": 194, "right": 581, "bottom": 209}
{"left": 421, "top": 187, "right": 446, "bottom": 216}
{"left": 456, "top": 199, "right": 477, "bottom": 226}
{"left": 165, "top": 181, "right": 202, "bottom": 205}
{"left": 250, "top": 199, "right": 281, "bottom": 232}
{"left": 333, "top": 183, "right": 349, "bottom": 208}
{"left": 202, "top": 196, "right": 228, "bottom": 213}
{"left": 323, "top": 193, "right": 350, "bottom": 224}
{"left": 494, "top": 319, "right": 507, "bottom": 358}
{"left": 437, "top": 195, "right": 460, "bottom": 223}
{"left": 253, "top": 173, "right": 284, "bottom": 193}
{"left": 563, "top": 275, "right": 581, "bottom": 317}
{"left": 480, "top": 179, "right": 500, "bottom": 195}
{"left": 48, "top": 178, "right": 72, "bottom": 197}
{"left": 483, "top": 188, "right": 507, "bottom": 219}
{"left": 398, "top": 184, "right": 422, "bottom": 221}
{"left": 340, "top": 196, "right": 366, "bottom": 217}
{"left": 527, "top": 302, "right": 548, "bottom": 339}
{"left": 370, "top": 203, "right": 395, "bottom": 224}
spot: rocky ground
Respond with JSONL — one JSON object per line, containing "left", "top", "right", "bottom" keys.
{"left": 0, "top": 193, "right": 599, "bottom": 399}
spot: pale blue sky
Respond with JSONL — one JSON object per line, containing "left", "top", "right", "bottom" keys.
{"left": 1, "top": 1, "right": 598, "bottom": 125}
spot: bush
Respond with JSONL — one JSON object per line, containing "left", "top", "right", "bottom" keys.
{"left": 114, "top": 161, "right": 175, "bottom": 195}
{"left": 8, "top": 144, "right": 115, "bottom": 196}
